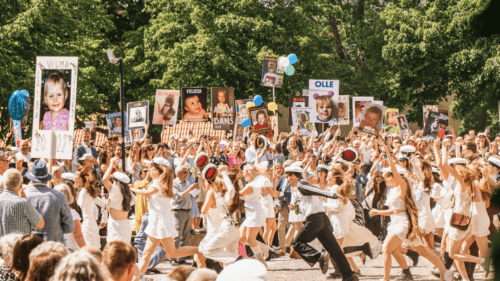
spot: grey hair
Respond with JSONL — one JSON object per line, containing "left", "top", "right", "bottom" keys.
{"left": 175, "top": 165, "right": 187, "bottom": 175}
{"left": 29, "top": 241, "right": 70, "bottom": 264}
{"left": 186, "top": 268, "right": 218, "bottom": 281}
{"left": 3, "top": 169, "right": 22, "bottom": 190}
{"left": 50, "top": 251, "right": 108, "bottom": 281}
{"left": 0, "top": 234, "right": 22, "bottom": 268}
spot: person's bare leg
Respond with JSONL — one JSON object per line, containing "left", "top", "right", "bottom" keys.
{"left": 138, "top": 236, "right": 161, "bottom": 274}
{"left": 382, "top": 234, "right": 404, "bottom": 281}
{"left": 414, "top": 245, "right": 446, "bottom": 275}
{"left": 449, "top": 238, "right": 471, "bottom": 281}
{"left": 161, "top": 237, "right": 199, "bottom": 259}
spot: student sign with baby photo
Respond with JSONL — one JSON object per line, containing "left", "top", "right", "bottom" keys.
{"left": 31, "top": 57, "right": 78, "bottom": 160}
{"left": 358, "top": 102, "right": 387, "bottom": 135}
{"left": 181, "top": 87, "right": 208, "bottom": 122}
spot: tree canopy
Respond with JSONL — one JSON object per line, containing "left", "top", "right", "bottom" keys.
{"left": 0, "top": 0, "right": 498, "bottom": 140}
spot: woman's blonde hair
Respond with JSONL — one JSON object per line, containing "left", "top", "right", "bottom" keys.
{"left": 156, "top": 164, "right": 174, "bottom": 198}
{"left": 328, "top": 167, "right": 352, "bottom": 204}
{"left": 54, "top": 184, "right": 74, "bottom": 205}
{"left": 243, "top": 162, "right": 268, "bottom": 180}
{"left": 50, "top": 251, "right": 108, "bottom": 281}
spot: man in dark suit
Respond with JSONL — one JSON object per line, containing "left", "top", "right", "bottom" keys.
{"left": 73, "top": 129, "right": 98, "bottom": 165}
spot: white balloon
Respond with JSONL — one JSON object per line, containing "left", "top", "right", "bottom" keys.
{"left": 278, "top": 57, "right": 289, "bottom": 68}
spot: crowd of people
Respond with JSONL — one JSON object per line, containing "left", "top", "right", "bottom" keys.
{"left": 0, "top": 124, "right": 498, "bottom": 281}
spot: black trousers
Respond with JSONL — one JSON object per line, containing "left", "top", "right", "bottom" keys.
{"left": 292, "top": 212, "right": 354, "bottom": 279}
{"left": 363, "top": 209, "right": 381, "bottom": 239}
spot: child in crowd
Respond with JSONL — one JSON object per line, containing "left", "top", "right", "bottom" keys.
{"left": 42, "top": 71, "right": 69, "bottom": 131}
{"left": 183, "top": 94, "right": 208, "bottom": 122}
{"left": 315, "top": 95, "right": 336, "bottom": 123}
{"left": 356, "top": 102, "right": 366, "bottom": 123}
{"left": 337, "top": 102, "right": 349, "bottom": 123}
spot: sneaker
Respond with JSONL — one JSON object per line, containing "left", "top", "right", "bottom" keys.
{"left": 431, "top": 268, "right": 440, "bottom": 278}
{"left": 442, "top": 269, "right": 454, "bottom": 281}
{"left": 395, "top": 270, "right": 413, "bottom": 281}
{"left": 372, "top": 242, "right": 383, "bottom": 260}
{"left": 362, "top": 242, "right": 373, "bottom": 260}
{"left": 406, "top": 250, "right": 419, "bottom": 267}
{"left": 319, "top": 252, "right": 329, "bottom": 274}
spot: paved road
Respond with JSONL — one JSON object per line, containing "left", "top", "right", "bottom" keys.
{"left": 145, "top": 252, "right": 492, "bottom": 280}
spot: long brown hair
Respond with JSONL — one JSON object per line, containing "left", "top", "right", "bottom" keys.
{"left": 226, "top": 172, "right": 245, "bottom": 216}
{"left": 129, "top": 141, "right": 143, "bottom": 161}
{"left": 401, "top": 176, "right": 420, "bottom": 241}
{"left": 470, "top": 161, "right": 493, "bottom": 202}
{"left": 12, "top": 234, "right": 43, "bottom": 281}
{"left": 420, "top": 160, "right": 432, "bottom": 194}
{"left": 156, "top": 164, "right": 174, "bottom": 198}
{"left": 76, "top": 166, "right": 100, "bottom": 198}
{"left": 328, "top": 167, "right": 352, "bottom": 204}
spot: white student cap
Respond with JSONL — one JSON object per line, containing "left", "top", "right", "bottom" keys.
{"left": 79, "top": 153, "right": 95, "bottom": 161}
{"left": 486, "top": 156, "right": 500, "bottom": 169}
{"left": 431, "top": 166, "right": 440, "bottom": 174}
{"left": 284, "top": 164, "right": 303, "bottom": 174}
{"left": 400, "top": 145, "right": 416, "bottom": 154}
{"left": 113, "top": 172, "right": 131, "bottom": 184}
{"left": 61, "top": 173, "right": 75, "bottom": 181}
{"left": 381, "top": 167, "right": 406, "bottom": 175}
{"left": 153, "top": 157, "right": 170, "bottom": 167}
{"left": 448, "top": 158, "right": 467, "bottom": 165}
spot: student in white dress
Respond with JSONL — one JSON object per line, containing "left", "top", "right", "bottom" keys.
{"left": 74, "top": 166, "right": 107, "bottom": 249}
{"left": 369, "top": 141, "right": 453, "bottom": 281}
{"left": 102, "top": 157, "right": 137, "bottom": 244}
{"left": 131, "top": 158, "right": 199, "bottom": 274}
{"left": 54, "top": 184, "right": 86, "bottom": 252}
{"left": 198, "top": 166, "right": 244, "bottom": 267}
{"left": 240, "top": 162, "right": 270, "bottom": 266}
{"left": 255, "top": 153, "right": 279, "bottom": 248}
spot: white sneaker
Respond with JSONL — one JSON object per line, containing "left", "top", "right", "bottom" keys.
{"left": 442, "top": 269, "right": 454, "bottom": 281}
{"left": 372, "top": 242, "right": 383, "bottom": 260}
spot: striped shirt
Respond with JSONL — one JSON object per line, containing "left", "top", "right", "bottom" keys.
{"left": 0, "top": 190, "right": 42, "bottom": 236}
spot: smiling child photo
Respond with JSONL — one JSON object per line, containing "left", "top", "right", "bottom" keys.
{"left": 40, "top": 70, "right": 72, "bottom": 131}
{"left": 182, "top": 87, "right": 208, "bottom": 122}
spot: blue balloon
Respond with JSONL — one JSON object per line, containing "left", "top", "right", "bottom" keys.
{"left": 8, "top": 90, "right": 30, "bottom": 121}
{"left": 285, "top": 65, "right": 295, "bottom": 76}
{"left": 242, "top": 118, "right": 251, "bottom": 128}
{"left": 253, "top": 95, "right": 263, "bottom": 106}
{"left": 287, "top": 53, "right": 298, "bottom": 64}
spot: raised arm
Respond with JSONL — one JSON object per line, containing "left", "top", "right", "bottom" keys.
{"left": 379, "top": 141, "right": 407, "bottom": 192}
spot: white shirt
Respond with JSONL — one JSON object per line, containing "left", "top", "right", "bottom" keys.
{"left": 245, "top": 146, "right": 268, "bottom": 165}
{"left": 82, "top": 143, "right": 92, "bottom": 155}
{"left": 17, "top": 152, "right": 31, "bottom": 163}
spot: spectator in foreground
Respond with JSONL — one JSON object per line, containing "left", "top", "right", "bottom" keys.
{"left": 168, "top": 265, "right": 196, "bottom": 281}
{"left": 216, "top": 259, "right": 267, "bottom": 281}
{"left": 24, "top": 160, "right": 75, "bottom": 243}
{"left": 102, "top": 241, "right": 139, "bottom": 281}
{"left": 26, "top": 241, "right": 70, "bottom": 281}
{"left": 0, "top": 234, "right": 22, "bottom": 281}
{"left": 11, "top": 233, "right": 43, "bottom": 281}
{"left": 186, "top": 268, "right": 218, "bottom": 281}
{"left": 0, "top": 168, "right": 44, "bottom": 236}
{"left": 50, "top": 251, "right": 108, "bottom": 281}
{"left": 0, "top": 151, "right": 10, "bottom": 193}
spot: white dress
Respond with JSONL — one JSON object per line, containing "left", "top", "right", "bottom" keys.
{"left": 443, "top": 177, "right": 456, "bottom": 234}
{"left": 260, "top": 178, "right": 275, "bottom": 218}
{"left": 431, "top": 182, "right": 446, "bottom": 228}
{"left": 77, "top": 189, "right": 105, "bottom": 249}
{"left": 242, "top": 176, "right": 266, "bottom": 228}
{"left": 199, "top": 192, "right": 225, "bottom": 253}
{"left": 288, "top": 187, "right": 305, "bottom": 223}
{"left": 342, "top": 201, "right": 379, "bottom": 257}
{"left": 323, "top": 185, "right": 349, "bottom": 239}
{"left": 64, "top": 209, "right": 82, "bottom": 251}
{"left": 386, "top": 188, "right": 423, "bottom": 247}
{"left": 470, "top": 200, "right": 490, "bottom": 238}
{"left": 106, "top": 184, "right": 137, "bottom": 243}
{"left": 411, "top": 158, "right": 435, "bottom": 234}
{"left": 448, "top": 185, "right": 472, "bottom": 241}
{"left": 145, "top": 180, "right": 178, "bottom": 239}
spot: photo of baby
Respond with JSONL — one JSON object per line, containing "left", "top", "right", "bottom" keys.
{"left": 249, "top": 106, "right": 273, "bottom": 138}
{"left": 359, "top": 102, "right": 387, "bottom": 135}
{"left": 397, "top": 115, "right": 410, "bottom": 134}
{"left": 309, "top": 92, "right": 337, "bottom": 124}
{"left": 233, "top": 123, "right": 246, "bottom": 141}
{"left": 211, "top": 87, "right": 234, "bottom": 130}
{"left": 336, "top": 95, "right": 349, "bottom": 125}
{"left": 127, "top": 100, "right": 149, "bottom": 130}
{"left": 352, "top": 96, "right": 374, "bottom": 127}
{"left": 153, "top": 89, "right": 180, "bottom": 125}
{"left": 235, "top": 99, "right": 252, "bottom": 118}
{"left": 261, "top": 57, "right": 283, "bottom": 88}
{"left": 288, "top": 96, "right": 308, "bottom": 126}
{"left": 291, "top": 107, "right": 314, "bottom": 137}
{"left": 39, "top": 70, "right": 72, "bottom": 131}
{"left": 181, "top": 87, "right": 208, "bottom": 122}
{"left": 385, "top": 108, "right": 399, "bottom": 127}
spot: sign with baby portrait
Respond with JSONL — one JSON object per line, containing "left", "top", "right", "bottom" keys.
{"left": 385, "top": 108, "right": 399, "bottom": 127}
{"left": 352, "top": 96, "right": 374, "bottom": 128}
{"left": 106, "top": 112, "right": 128, "bottom": 136}
{"left": 397, "top": 115, "right": 410, "bottom": 135}
{"left": 31, "top": 57, "right": 78, "bottom": 160}
{"left": 152, "top": 89, "right": 180, "bottom": 126}
{"left": 211, "top": 87, "right": 235, "bottom": 130}
{"left": 291, "top": 107, "right": 314, "bottom": 137}
{"left": 248, "top": 106, "right": 273, "bottom": 138}
{"left": 127, "top": 101, "right": 149, "bottom": 130}
{"left": 288, "top": 96, "right": 309, "bottom": 126}
{"left": 181, "top": 87, "right": 208, "bottom": 122}
{"left": 336, "top": 95, "right": 349, "bottom": 125}
{"left": 358, "top": 102, "right": 387, "bottom": 135}
{"left": 309, "top": 91, "right": 339, "bottom": 124}
{"left": 261, "top": 57, "right": 284, "bottom": 88}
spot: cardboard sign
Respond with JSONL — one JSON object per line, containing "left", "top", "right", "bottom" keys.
{"left": 423, "top": 105, "right": 438, "bottom": 128}
{"left": 288, "top": 96, "right": 309, "bottom": 126}
{"left": 358, "top": 102, "right": 387, "bottom": 135}
{"left": 31, "top": 57, "right": 78, "bottom": 160}
{"left": 181, "top": 87, "right": 208, "bottom": 122}
{"left": 211, "top": 87, "right": 235, "bottom": 130}
{"left": 309, "top": 91, "right": 339, "bottom": 124}
{"left": 396, "top": 115, "right": 410, "bottom": 135}
{"left": 308, "top": 80, "right": 339, "bottom": 94}
{"left": 85, "top": 121, "right": 94, "bottom": 130}
{"left": 153, "top": 89, "right": 180, "bottom": 125}
{"left": 249, "top": 106, "right": 273, "bottom": 138}
{"left": 127, "top": 101, "right": 149, "bottom": 130}
{"left": 423, "top": 110, "right": 449, "bottom": 137}
{"left": 106, "top": 112, "right": 128, "bottom": 136}
{"left": 385, "top": 108, "right": 399, "bottom": 127}
{"left": 261, "top": 57, "right": 283, "bottom": 88}
{"left": 291, "top": 107, "right": 314, "bottom": 137}
{"left": 336, "top": 95, "right": 349, "bottom": 125}
{"left": 352, "top": 96, "right": 374, "bottom": 127}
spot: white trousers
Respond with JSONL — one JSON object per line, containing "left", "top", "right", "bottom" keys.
{"left": 202, "top": 220, "right": 240, "bottom": 265}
